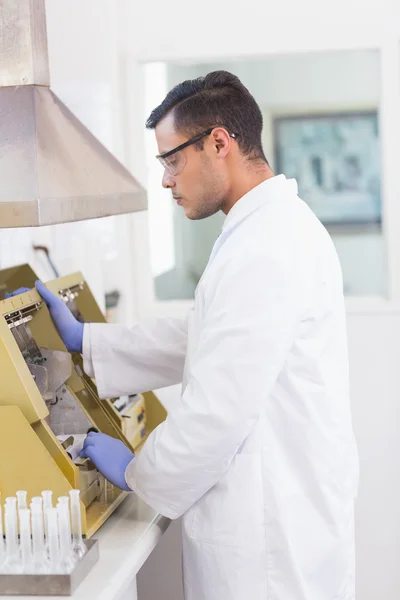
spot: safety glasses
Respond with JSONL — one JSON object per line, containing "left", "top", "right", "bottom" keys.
{"left": 156, "top": 127, "right": 238, "bottom": 176}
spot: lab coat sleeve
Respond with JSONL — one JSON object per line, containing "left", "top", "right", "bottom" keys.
{"left": 81, "top": 316, "right": 189, "bottom": 398}
{"left": 125, "top": 252, "right": 299, "bottom": 519}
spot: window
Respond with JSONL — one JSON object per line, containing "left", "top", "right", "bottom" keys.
{"left": 143, "top": 50, "right": 385, "bottom": 300}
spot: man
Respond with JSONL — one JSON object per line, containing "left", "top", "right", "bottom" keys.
{"left": 11, "top": 71, "right": 359, "bottom": 600}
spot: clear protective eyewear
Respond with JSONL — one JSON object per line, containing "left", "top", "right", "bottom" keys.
{"left": 156, "top": 127, "right": 238, "bottom": 176}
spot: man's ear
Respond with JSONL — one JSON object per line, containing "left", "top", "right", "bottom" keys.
{"left": 211, "top": 128, "right": 233, "bottom": 158}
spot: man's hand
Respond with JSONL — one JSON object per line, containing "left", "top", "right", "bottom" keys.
{"left": 5, "top": 287, "right": 31, "bottom": 297}
{"left": 6, "top": 281, "right": 84, "bottom": 352}
{"left": 80, "top": 432, "right": 134, "bottom": 491}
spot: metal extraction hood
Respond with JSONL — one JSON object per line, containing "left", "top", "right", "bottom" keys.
{"left": 0, "top": 0, "right": 147, "bottom": 227}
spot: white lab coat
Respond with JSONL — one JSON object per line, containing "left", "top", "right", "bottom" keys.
{"left": 83, "top": 175, "right": 359, "bottom": 600}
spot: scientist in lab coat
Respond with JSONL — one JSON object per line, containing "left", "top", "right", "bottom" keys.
{"left": 12, "top": 70, "right": 359, "bottom": 600}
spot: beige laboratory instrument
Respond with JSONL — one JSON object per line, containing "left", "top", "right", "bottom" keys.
{"left": 0, "top": 265, "right": 166, "bottom": 537}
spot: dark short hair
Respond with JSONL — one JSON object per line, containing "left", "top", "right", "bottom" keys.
{"left": 146, "top": 70, "right": 268, "bottom": 163}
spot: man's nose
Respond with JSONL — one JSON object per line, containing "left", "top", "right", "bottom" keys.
{"left": 162, "top": 170, "right": 176, "bottom": 189}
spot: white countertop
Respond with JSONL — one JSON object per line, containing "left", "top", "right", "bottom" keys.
{"left": 4, "top": 494, "right": 170, "bottom": 600}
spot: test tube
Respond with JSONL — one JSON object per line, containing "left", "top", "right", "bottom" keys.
{"left": 57, "top": 503, "right": 75, "bottom": 573}
{"left": 0, "top": 504, "right": 5, "bottom": 572}
{"left": 69, "top": 490, "right": 86, "bottom": 559}
{"left": 4, "top": 499, "right": 20, "bottom": 572}
{"left": 41, "top": 490, "right": 53, "bottom": 554}
{"left": 57, "top": 496, "right": 69, "bottom": 508}
{"left": 57, "top": 497, "right": 72, "bottom": 544}
{"left": 16, "top": 490, "right": 27, "bottom": 512}
{"left": 46, "top": 508, "right": 60, "bottom": 573}
{"left": 41, "top": 490, "right": 53, "bottom": 514}
{"left": 4, "top": 498, "right": 18, "bottom": 559}
{"left": 31, "top": 499, "right": 48, "bottom": 574}
{"left": 19, "top": 509, "right": 33, "bottom": 573}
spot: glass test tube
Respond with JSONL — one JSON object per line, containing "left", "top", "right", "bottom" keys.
{"left": 69, "top": 490, "right": 86, "bottom": 559}
{"left": 46, "top": 507, "right": 60, "bottom": 573}
{"left": 16, "top": 490, "right": 27, "bottom": 512}
{"left": 31, "top": 499, "right": 48, "bottom": 574}
{"left": 0, "top": 504, "right": 5, "bottom": 571}
{"left": 4, "top": 498, "right": 19, "bottom": 569}
{"left": 19, "top": 508, "right": 32, "bottom": 573}
{"left": 41, "top": 490, "right": 53, "bottom": 555}
{"left": 57, "top": 497, "right": 73, "bottom": 550}
{"left": 57, "top": 502, "right": 75, "bottom": 573}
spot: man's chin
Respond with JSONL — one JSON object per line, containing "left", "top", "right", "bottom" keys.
{"left": 184, "top": 207, "right": 210, "bottom": 221}
{"left": 183, "top": 206, "right": 196, "bottom": 220}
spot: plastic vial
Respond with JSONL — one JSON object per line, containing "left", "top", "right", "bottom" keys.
{"left": 57, "top": 496, "right": 69, "bottom": 508}
{"left": 41, "top": 490, "right": 53, "bottom": 555}
{"left": 0, "top": 504, "right": 5, "bottom": 572}
{"left": 4, "top": 499, "right": 20, "bottom": 573}
{"left": 46, "top": 507, "right": 60, "bottom": 573}
{"left": 16, "top": 490, "right": 27, "bottom": 512}
{"left": 69, "top": 490, "right": 86, "bottom": 559}
{"left": 41, "top": 490, "right": 53, "bottom": 514}
{"left": 57, "top": 503, "right": 75, "bottom": 573}
{"left": 19, "top": 508, "right": 33, "bottom": 573}
{"left": 57, "top": 497, "right": 73, "bottom": 550}
{"left": 31, "top": 500, "right": 48, "bottom": 574}
{"left": 4, "top": 499, "right": 18, "bottom": 558}
{"left": 31, "top": 497, "right": 43, "bottom": 506}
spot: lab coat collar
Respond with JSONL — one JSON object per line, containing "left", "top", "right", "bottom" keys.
{"left": 222, "top": 174, "right": 298, "bottom": 234}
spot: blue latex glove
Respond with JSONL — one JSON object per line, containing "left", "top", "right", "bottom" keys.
{"left": 5, "top": 287, "right": 31, "bottom": 297}
{"left": 80, "top": 432, "right": 134, "bottom": 491}
{"left": 35, "top": 281, "right": 84, "bottom": 352}
{"left": 6, "top": 281, "right": 84, "bottom": 352}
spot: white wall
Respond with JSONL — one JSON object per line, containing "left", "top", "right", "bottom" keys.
{"left": 121, "top": 0, "right": 398, "bottom": 60}
{"left": 347, "top": 314, "right": 400, "bottom": 599}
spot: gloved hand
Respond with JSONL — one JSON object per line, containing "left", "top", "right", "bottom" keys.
{"left": 6, "top": 281, "right": 84, "bottom": 353}
{"left": 35, "top": 281, "right": 84, "bottom": 352}
{"left": 80, "top": 432, "right": 134, "bottom": 491}
{"left": 5, "top": 287, "right": 31, "bottom": 297}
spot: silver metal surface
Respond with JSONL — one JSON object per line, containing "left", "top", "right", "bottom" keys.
{"left": 0, "top": 1, "right": 148, "bottom": 227}
{"left": 0, "top": 538, "right": 99, "bottom": 595}
{"left": 0, "top": 87, "right": 147, "bottom": 226}
{"left": 0, "top": 0, "right": 50, "bottom": 86}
